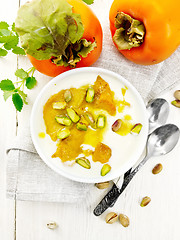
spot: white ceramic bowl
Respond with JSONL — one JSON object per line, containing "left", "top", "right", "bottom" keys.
{"left": 30, "top": 67, "right": 148, "bottom": 183}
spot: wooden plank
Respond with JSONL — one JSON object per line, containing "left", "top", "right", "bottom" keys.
{"left": 4, "top": 0, "right": 179, "bottom": 238}
{"left": 0, "top": 1, "right": 20, "bottom": 239}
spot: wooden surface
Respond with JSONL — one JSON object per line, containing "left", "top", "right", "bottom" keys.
{"left": 1, "top": 0, "right": 180, "bottom": 239}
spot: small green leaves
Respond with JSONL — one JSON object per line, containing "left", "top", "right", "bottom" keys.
{"left": 17, "top": 90, "right": 28, "bottom": 105}
{"left": 3, "top": 91, "right": 14, "bottom": 101}
{"left": 12, "top": 93, "right": 23, "bottom": 112}
{"left": 0, "top": 67, "right": 37, "bottom": 112}
{"left": 0, "top": 79, "right": 15, "bottom": 90}
{"left": 0, "top": 48, "right": 8, "bottom": 56}
{"left": 82, "top": 0, "right": 94, "bottom": 5}
{"left": 25, "top": 76, "right": 37, "bottom": 89}
{"left": 3, "top": 35, "right": 19, "bottom": 50}
{"left": 0, "top": 21, "right": 25, "bottom": 56}
{"left": 0, "top": 21, "right": 9, "bottom": 30}
{"left": 12, "top": 46, "right": 25, "bottom": 55}
{"left": 15, "top": 68, "right": 28, "bottom": 79}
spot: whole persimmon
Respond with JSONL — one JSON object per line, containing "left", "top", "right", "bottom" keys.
{"left": 16, "top": 0, "right": 103, "bottom": 77}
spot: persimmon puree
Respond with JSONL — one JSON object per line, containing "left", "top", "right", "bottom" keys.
{"left": 93, "top": 75, "right": 116, "bottom": 116}
{"left": 93, "top": 143, "right": 112, "bottom": 163}
{"left": 43, "top": 75, "right": 130, "bottom": 163}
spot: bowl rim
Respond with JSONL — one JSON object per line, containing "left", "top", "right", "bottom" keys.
{"left": 30, "top": 67, "right": 149, "bottom": 183}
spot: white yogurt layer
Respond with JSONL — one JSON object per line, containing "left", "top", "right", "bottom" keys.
{"left": 31, "top": 68, "right": 148, "bottom": 183}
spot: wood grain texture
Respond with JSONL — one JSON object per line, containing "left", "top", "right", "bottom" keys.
{"left": 0, "top": 0, "right": 19, "bottom": 239}
{"left": 0, "top": 0, "right": 180, "bottom": 239}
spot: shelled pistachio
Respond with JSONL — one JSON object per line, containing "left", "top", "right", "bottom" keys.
{"left": 55, "top": 116, "right": 72, "bottom": 126}
{"left": 76, "top": 157, "right": 91, "bottom": 169}
{"left": 86, "top": 86, "right": 95, "bottom": 103}
{"left": 101, "top": 164, "right": 111, "bottom": 176}
{"left": 52, "top": 101, "right": 66, "bottom": 110}
{"left": 64, "top": 89, "right": 72, "bottom": 103}
{"left": 97, "top": 115, "right": 106, "bottom": 129}
{"left": 67, "top": 108, "right": 80, "bottom": 123}
{"left": 84, "top": 112, "right": 96, "bottom": 128}
{"left": 112, "top": 119, "right": 122, "bottom": 132}
{"left": 131, "top": 123, "right": 142, "bottom": 135}
{"left": 76, "top": 122, "right": 88, "bottom": 131}
{"left": 57, "top": 128, "right": 70, "bottom": 140}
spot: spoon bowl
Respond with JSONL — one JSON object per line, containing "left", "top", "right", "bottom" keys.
{"left": 147, "top": 124, "right": 180, "bottom": 157}
{"left": 147, "top": 98, "right": 169, "bottom": 133}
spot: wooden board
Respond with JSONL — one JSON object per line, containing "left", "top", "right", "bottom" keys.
{"left": 0, "top": 0, "right": 180, "bottom": 239}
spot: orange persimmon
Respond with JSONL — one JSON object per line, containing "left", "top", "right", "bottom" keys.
{"left": 109, "top": 0, "right": 180, "bottom": 65}
{"left": 27, "top": 0, "right": 103, "bottom": 77}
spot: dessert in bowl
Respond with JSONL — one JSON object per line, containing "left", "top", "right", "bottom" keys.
{"left": 30, "top": 67, "right": 148, "bottom": 183}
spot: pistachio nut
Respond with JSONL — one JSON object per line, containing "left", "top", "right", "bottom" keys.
{"left": 101, "top": 164, "right": 111, "bottom": 176}
{"left": 52, "top": 101, "right": 67, "bottom": 110}
{"left": 112, "top": 119, "right": 122, "bottom": 132}
{"left": 152, "top": 163, "right": 163, "bottom": 174}
{"left": 86, "top": 87, "right": 95, "bottom": 103}
{"left": 105, "top": 212, "right": 118, "bottom": 224}
{"left": 119, "top": 214, "right": 130, "bottom": 227}
{"left": 76, "top": 157, "right": 91, "bottom": 169}
{"left": 140, "top": 196, "right": 151, "bottom": 207}
{"left": 84, "top": 112, "right": 96, "bottom": 128}
{"left": 95, "top": 181, "right": 110, "bottom": 189}
{"left": 171, "top": 100, "right": 180, "bottom": 108}
{"left": 131, "top": 123, "right": 142, "bottom": 135}
{"left": 64, "top": 89, "right": 72, "bottom": 103}
{"left": 47, "top": 222, "right": 58, "bottom": 230}
{"left": 174, "top": 90, "right": 180, "bottom": 100}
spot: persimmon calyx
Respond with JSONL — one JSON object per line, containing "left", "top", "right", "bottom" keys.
{"left": 51, "top": 39, "right": 97, "bottom": 67}
{"left": 113, "top": 12, "right": 145, "bottom": 50}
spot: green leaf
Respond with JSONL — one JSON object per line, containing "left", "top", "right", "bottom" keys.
{"left": 12, "top": 93, "right": 23, "bottom": 112}
{"left": 18, "top": 89, "right": 28, "bottom": 104}
{"left": 0, "top": 79, "right": 15, "bottom": 90}
{"left": 11, "top": 22, "right": 16, "bottom": 32}
{"left": 3, "top": 91, "right": 14, "bottom": 101}
{"left": 0, "top": 21, "right": 9, "bottom": 29}
{"left": 0, "top": 29, "right": 11, "bottom": 36}
{"left": 15, "top": 0, "right": 84, "bottom": 60}
{"left": 25, "top": 76, "right": 37, "bottom": 89}
{"left": 82, "top": 0, "right": 94, "bottom": 4}
{"left": 3, "top": 35, "right": 19, "bottom": 50}
{"left": 15, "top": 68, "right": 28, "bottom": 79}
{"left": 12, "top": 46, "right": 26, "bottom": 55}
{"left": 0, "top": 36, "right": 9, "bottom": 43}
{"left": 0, "top": 48, "right": 8, "bottom": 56}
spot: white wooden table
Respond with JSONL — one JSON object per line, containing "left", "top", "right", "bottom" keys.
{"left": 1, "top": 0, "right": 180, "bottom": 239}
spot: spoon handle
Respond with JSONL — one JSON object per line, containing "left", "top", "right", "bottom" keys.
{"left": 93, "top": 183, "right": 121, "bottom": 216}
{"left": 93, "top": 155, "right": 150, "bottom": 216}
{"left": 109, "top": 168, "right": 132, "bottom": 208}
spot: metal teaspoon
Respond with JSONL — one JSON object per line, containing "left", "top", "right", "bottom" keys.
{"left": 108, "top": 98, "right": 169, "bottom": 208}
{"left": 93, "top": 124, "right": 179, "bottom": 216}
